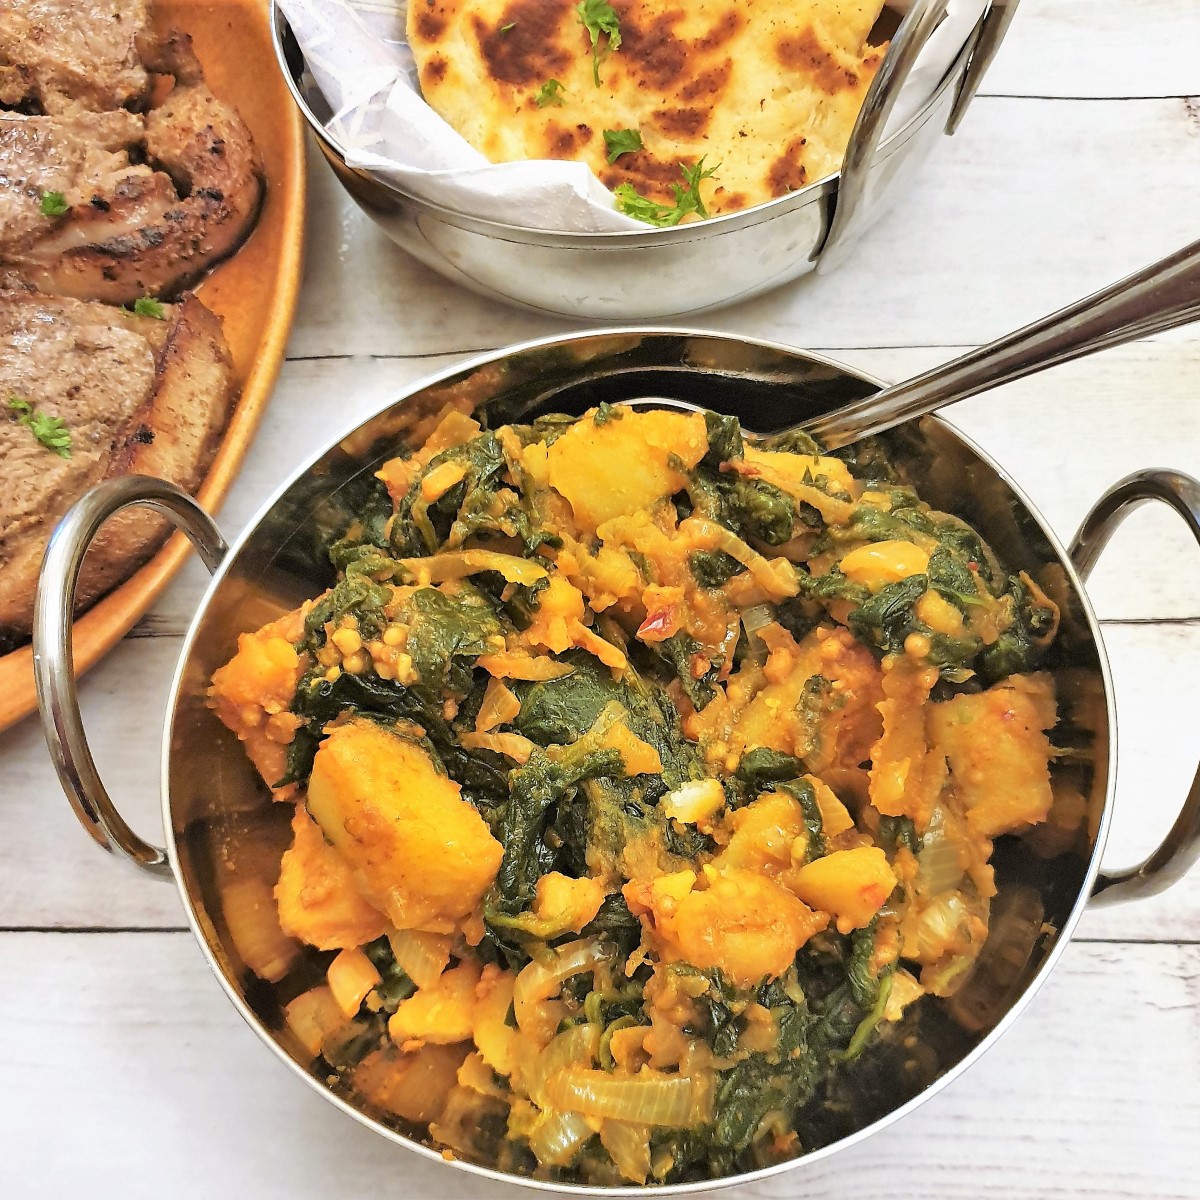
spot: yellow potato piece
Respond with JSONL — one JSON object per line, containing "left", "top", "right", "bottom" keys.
{"left": 524, "top": 575, "right": 586, "bottom": 654}
{"left": 712, "top": 624, "right": 884, "bottom": 784}
{"left": 533, "top": 873, "right": 606, "bottom": 934}
{"left": 275, "top": 808, "right": 388, "bottom": 951}
{"left": 928, "top": 674, "right": 1057, "bottom": 837}
{"left": 839, "top": 540, "right": 931, "bottom": 591}
{"left": 714, "top": 791, "right": 807, "bottom": 876}
{"left": 869, "top": 656, "right": 947, "bottom": 828}
{"left": 915, "top": 589, "right": 966, "bottom": 636}
{"left": 389, "top": 960, "right": 482, "bottom": 1046}
{"left": 307, "top": 719, "right": 503, "bottom": 933}
{"left": 790, "top": 847, "right": 898, "bottom": 934}
{"left": 473, "top": 965, "right": 518, "bottom": 1077}
{"left": 546, "top": 409, "right": 708, "bottom": 530}
{"left": 664, "top": 869, "right": 827, "bottom": 988}
{"left": 208, "top": 606, "right": 306, "bottom": 796}
{"left": 598, "top": 721, "right": 664, "bottom": 777}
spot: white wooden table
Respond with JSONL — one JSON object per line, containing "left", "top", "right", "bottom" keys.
{"left": 4, "top": 2, "right": 1200, "bottom": 1195}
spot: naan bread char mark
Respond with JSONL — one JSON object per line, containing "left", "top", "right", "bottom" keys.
{"left": 409, "top": 0, "right": 888, "bottom": 219}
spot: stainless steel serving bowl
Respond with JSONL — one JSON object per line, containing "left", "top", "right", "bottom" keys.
{"left": 35, "top": 330, "right": 1200, "bottom": 1193}
{"left": 270, "top": 1, "right": 1021, "bottom": 319}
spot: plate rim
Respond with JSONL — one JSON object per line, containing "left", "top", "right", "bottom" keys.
{"left": 0, "top": 0, "right": 308, "bottom": 734}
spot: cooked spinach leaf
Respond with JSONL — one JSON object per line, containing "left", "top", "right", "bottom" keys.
{"left": 363, "top": 935, "right": 417, "bottom": 1009}
{"left": 493, "top": 744, "right": 624, "bottom": 913}
{"left": 404, "top": 586, "right": 502, "bottom": 692}
{"left": 777, "top": 777, "right": 826, "bottom": 861}
{"left": 689, "top": 548, "right": 746, "bottom": 589}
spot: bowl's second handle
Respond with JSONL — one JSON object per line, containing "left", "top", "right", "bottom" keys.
{"left": 34, "top": 476, "right": 228, "bottom": 879}
{"left": 1072, "top": 469, "right": 1200, "bottom": 907}
{"left": 945, "top": 0, "right": 1022, "bottom": 136}
{"left": 820, "top": 0, "right": 1022, "bottom": 273}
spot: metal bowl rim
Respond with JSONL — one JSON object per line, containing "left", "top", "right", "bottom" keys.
{"left": 269, "top": 1, "right": 975, "bottom": 245}
{"left": 160, "top": 327, "right": 1119, "bottom": 1195}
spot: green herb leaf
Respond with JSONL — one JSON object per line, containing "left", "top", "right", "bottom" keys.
{"left": 6, "top": 395, "right": 72, "bottom": 458}
{"left": 39, "top": 190, "right": 68, "bottom": 217}
{"left": 499, "top": 21, "right": 515, "bottom": 32}
{"left": 576, "top": 0, "right": 621, "bottom": 86}
{"left": 130, "top": 295, "right": 167, "bottom": 320}
{"left": 534, "top": 78, "right": 567, "bottom": 108}
{"left": 603, "top": 127, "right": 643, "bottom": 163}
{"left": 614, "top": 157, "right": 719, "bottom": 227}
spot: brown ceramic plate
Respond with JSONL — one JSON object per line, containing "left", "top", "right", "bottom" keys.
{"left": 0, "top": 0, "right": 306, "bottom": 733}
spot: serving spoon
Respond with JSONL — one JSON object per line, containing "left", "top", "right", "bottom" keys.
{"left": 627, "top": 237, "right": 1200, "bottom": 447}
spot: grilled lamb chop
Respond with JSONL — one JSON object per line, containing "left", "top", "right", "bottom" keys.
{"left": 0, "top": 287, "right": 237, "bottom": 647}
{"left": 0, "top": 34, "right": 263, "bottom": 303}
{"left": 0, "top": 0, "right": 151, "bottom": 116}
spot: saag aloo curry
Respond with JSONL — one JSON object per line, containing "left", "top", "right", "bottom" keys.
{"left": 209, "top": 403, "right": 1064, "bottom": 1185}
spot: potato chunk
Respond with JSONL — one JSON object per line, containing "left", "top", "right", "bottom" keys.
{"left": 636, "top": 868, "right": 827, "bottom": 988}
{"left": 306, "top": 719, "right": 503, "bottom": 933}
{"left": 532, "top": 872, "right": 605, "bottom": 934}
{"left": 713, "top": 792, "right": 807, "bottom": 877}
{"left": 698, "top": 624, "right": 883, "bottom": 791}
{"left": 275, "top": 808, "right": 388, "bottom": 951}
{"left": 389, "top": 960, "right": 482, "bottom": 1046}
{"left": 208, "top": 607, "right": 306, "bottom": 797}
{"left": 473, "top": 965, "right": 518, "bottom": 1076}
{"left": 545, "top": 409, "right": 708, "bottom": 530}
{"left": 869, "top": 655, "right": 947, "bottom": 828}
{"left": 928, "top": 674, "right": 1057, "bottom": 837}
{"left": 790, "top": 847, "right": 898, "bottom": 934}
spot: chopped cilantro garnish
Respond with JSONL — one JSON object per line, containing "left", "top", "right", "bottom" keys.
{"left": 603, "top": 127, "right": 643, "bottom": 164}
{"left": 39, "top": 191, "right": 68, "bottom": 217}
{"left": 7, "top": 396, "right": 72, "bottom": 458}
{"left": 535, "top": 79, "right": 567, "bottom": 108}
{"left": 130, "top": 295, "right": 167, "bottom": 320}
{"left": 577, "top": 0, "right": 621, "bottom": 87}
{"left": 614, "top": 158, "right": 719, "bottom": 227}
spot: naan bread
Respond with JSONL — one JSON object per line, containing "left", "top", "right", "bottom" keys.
{"left": 409, "top": 0, "right": 888, "bottom": 219}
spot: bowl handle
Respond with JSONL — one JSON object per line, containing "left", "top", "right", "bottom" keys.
{"left": 34, "top": 476, "right": 228, "bottom": 879}
{"left": 817, "top": 0, "right": 950, "bottom": 272}
{"left": 1071, "top": 469, "right": 1200, "bottom": 907}
{"left": 945, "top": 0, "right": 1022, "bottom": 136}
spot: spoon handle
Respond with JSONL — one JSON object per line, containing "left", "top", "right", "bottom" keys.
{"left": 806, "top": 236, "right": 1200, "bottom": 449}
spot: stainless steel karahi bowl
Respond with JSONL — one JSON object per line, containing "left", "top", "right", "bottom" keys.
{"left": 270, "top": 1, "right": 1020, "bottom": 319}
{"left": 35, "top": 330, "right": 1200, "bottom": 1193}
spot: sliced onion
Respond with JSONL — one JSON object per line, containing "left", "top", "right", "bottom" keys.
{"left": 398, "top": 549, "right": 548, "bottom": 587}
{"left": 687, "top": 518, "right": 798, "bottom": 600}
{"left": 913, "top": 893, "right": 971, "bottom": 962}
{"left": 916, "top": 806, "right": 967, "bottom": 896}
{"left": 475, "top": 677, "right": 521, "bottom": 734}
{"left": 513, "top": 939, "right": 615, "bottom": 1038}
{"left": 354, "top": 1044, "right": 466, "bottom": 1124}
{"left": 387, "top": 928, "right": 451, "bottom": 989}
{"left": 544, "top": 1069, "right": 714, "bottom": 1128}
{"left": 477, "top": 651, "right": 575, "bottom": 681}
{"left": 600, "top": 1120, "right": 652, "bottom": 1184}
{"left": 220, "top": 877, "right": 298, "bottom": 983}
{"left": 741, "top": 603, "right": 774, "bottom": 666}
{"left": 524, "top": 1022, "right": 600, "bottom": 1107}
{"left": 527, "top": 1110, "right": 594, "bottom": 1167}
{"left": 460, "top": 731, "right": 536, "bottom": 764}
{"left": 283, "top": 986, "right": 345, "bottom": 1059}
